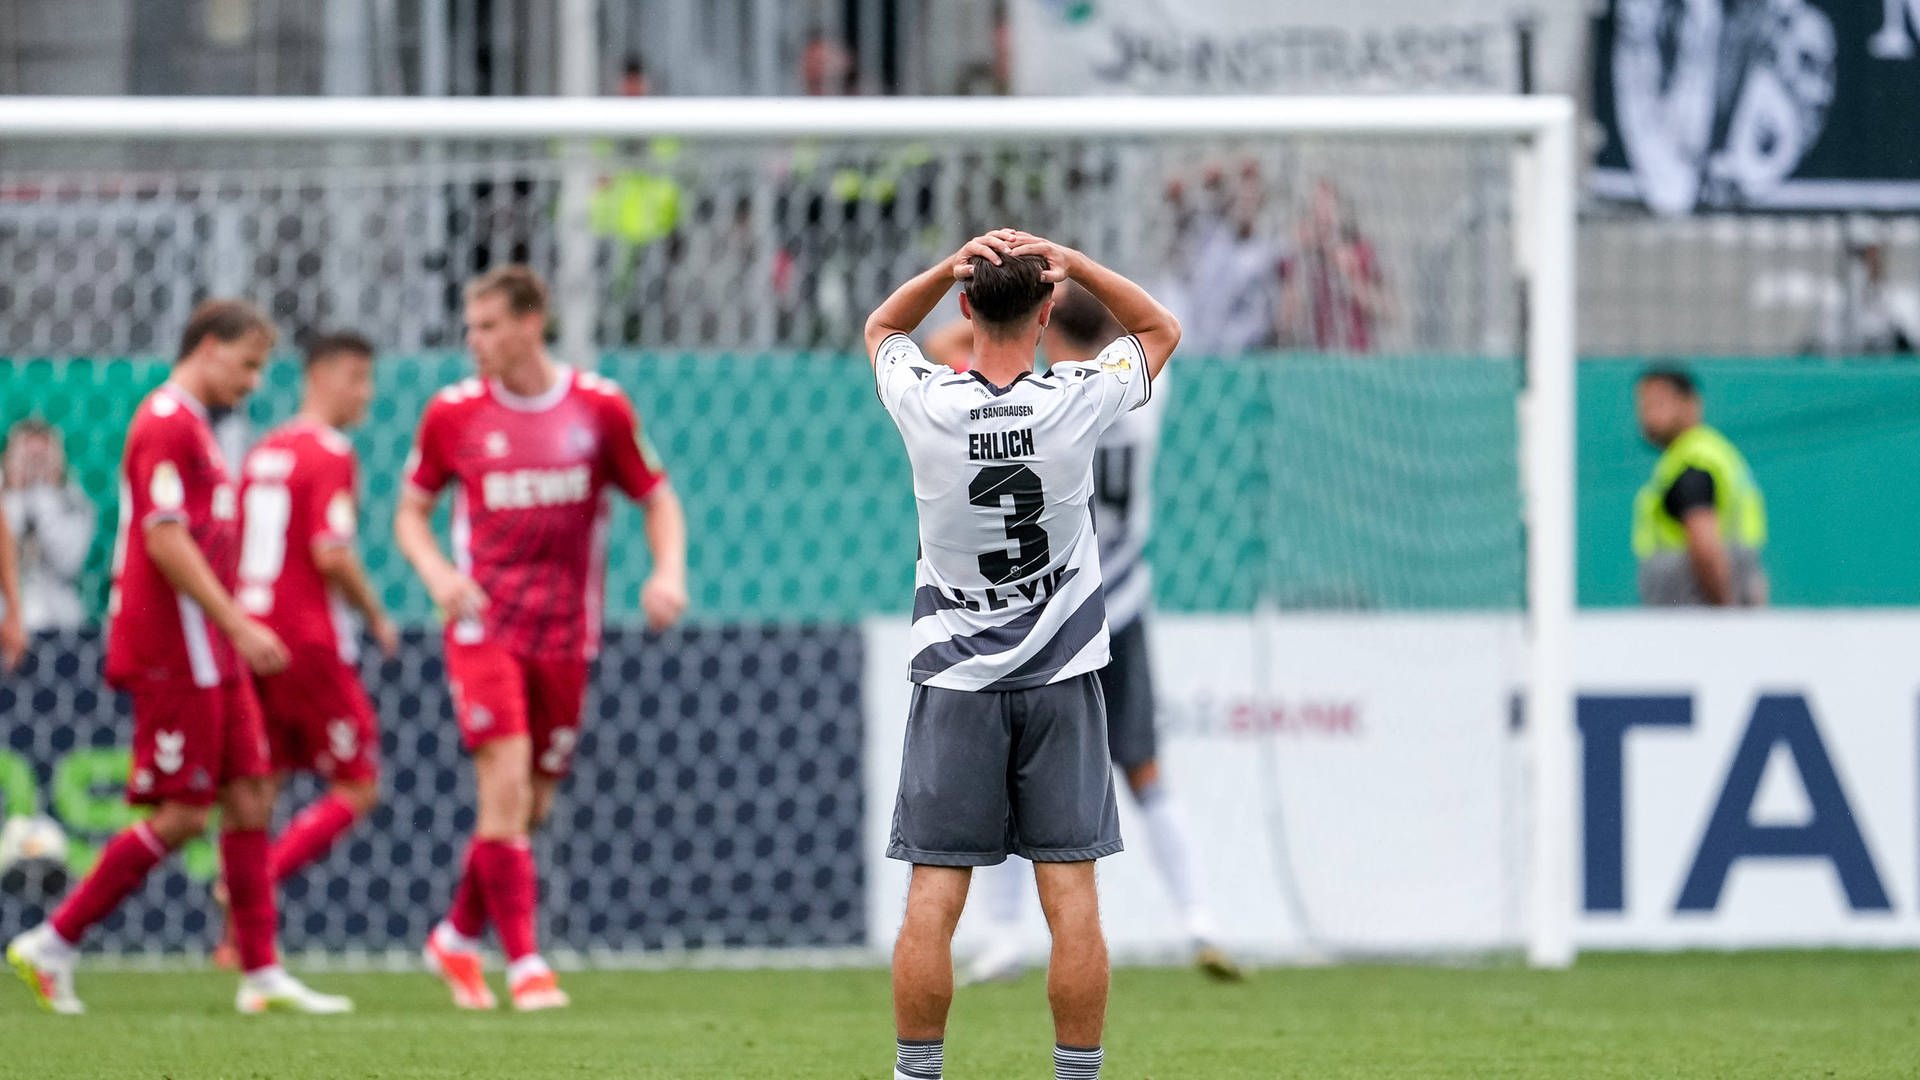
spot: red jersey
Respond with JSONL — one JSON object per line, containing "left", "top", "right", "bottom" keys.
{"left": 403, "top": 366, "right": 666, "bottom": 660}
{"left": 105, "top": 382, "right": 242, "bottom": 689}
{"left": 238, "top": 419, "right": 362, "bottom": 662}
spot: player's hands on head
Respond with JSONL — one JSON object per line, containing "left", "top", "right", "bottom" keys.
{"left": 371, "top": 614, "right": 401, "bottom": 660}
{"left": 233, "top": 617, "right": 290, "bottom": 676}
{"left": 951, "top": 229, "right": 1021, "bottom": 282}
{"left": 0, "top": 611, "right": 24, "bottom": 673}
{"left": 1005, "top": 231, "right": 1073, "bottom": 283}
{"left": 641, "top": 572, "right": 688, "bottom": 632}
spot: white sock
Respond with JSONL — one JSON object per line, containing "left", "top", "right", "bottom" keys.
{"left": 242, "top": 963, "right": 287, "bottom": 986}
{"left": 1136, "top": 784, "right": 1217, "bottom": 943}
{"left": 33, "top": 924, "right": 78, "bottom": 958}
{"left": 433, "top": 921, "right": 480, "bottom": 954}
{"left": 507, "top": 954, "right": 551, "bottom": 985}
{"left": 979, "top": 858, "right": 1027, "bottom": 933}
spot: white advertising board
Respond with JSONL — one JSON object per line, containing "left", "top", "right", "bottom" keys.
{"left": 864, "top": 611, "right": 1920, "bottom": 956}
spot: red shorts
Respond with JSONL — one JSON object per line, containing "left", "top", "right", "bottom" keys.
{"left": 444, "top": 640, "right": 590, "bottom": 778}
{"left": 252, "top": 645, "right": 380, "bottom": 784}
{"left": 126, "top": 678, "right": 272, "bottom": 807}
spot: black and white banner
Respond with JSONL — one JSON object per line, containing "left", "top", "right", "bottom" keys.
{"left": 1593, "top": 0, "right": 1920, "bottom": 214}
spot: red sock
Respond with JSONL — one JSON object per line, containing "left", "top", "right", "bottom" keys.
{"left": 268, "top": 793, "right": 360, "bottom": 882}
{"left": 446, "top": 841, "right": 489, "bottom": 939}
{"left": 471, "top": 837, "right": 538, "bottom": 962}
{"left": 220, "top": 828, "right": 279, "bottom": 973}
{"left": 50, "top": 822, "right": 169, "bottom": 944}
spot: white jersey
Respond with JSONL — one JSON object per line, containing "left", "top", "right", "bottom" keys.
{"left": 876, "top": 332, "right": 1152, "bottom": 692}
{"left": 1090, "top": 366, "right": 1164, "bottom": 630}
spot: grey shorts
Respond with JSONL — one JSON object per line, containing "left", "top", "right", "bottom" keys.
{"left": 1100, "top": 619, "right": 1157, "bottom": 770}
{"left": 887, "top": 672, "right": 1123, "bottom": 867}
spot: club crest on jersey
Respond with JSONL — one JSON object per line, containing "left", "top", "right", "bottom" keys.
{"left": 566, "top": 424, "right": 597, "bottom": 456}
{"left": 154, "top": 730, "right": 186, "bottom": 775}
{"left": 484, "top": 431, "right": 510, "bottom": 459}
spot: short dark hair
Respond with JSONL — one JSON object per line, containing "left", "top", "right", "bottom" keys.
{"left": 1638, "top": 366, "right": 1699, "bottom": 398}
{"left": 464, "top": 265, "right": 549, "bottom": 318}
{"left": 304, "top": 330, "right": 376, "bottom": 370}
{"left": 964, "top": 253, "right": 1051, "bottom": 334}
{"left": 177, "top": 299, "right": 275, "bottom": 362}
{"left": 1048, "top": 281, "right": 1119, "bottom": 349}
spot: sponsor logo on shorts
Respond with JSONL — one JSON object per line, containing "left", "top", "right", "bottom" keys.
{"left": 191, "top": 767, "right": 212, "bottom": 791}
{"left": 469, "top": 704, "right": 494, "bottom": 731}
{"left": 539, "top": 727, "right": 579, "bottom": 773}
{"left": 328, "top": 719, "right": 359, "bottom": 763}
{"left": 132, "top": 769, "right": 153, "bottom": 793}
{"left": 154, "top": 730, "right": 186, "bottom": 775}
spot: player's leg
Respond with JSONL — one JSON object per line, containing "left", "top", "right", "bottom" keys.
{"left": 893, "top": 864, "right": 971, "bottom": 1079}
{"left": 218, "top": 680, "right": 351, "bottom": 1015}
{"left": 1033, "top": 862, "right": 1109, "bottom": 1052}
{"left": 1103, "top": 620, "right": 1240, "bottom": 980}
{"left": 1010, "top": 674, "right": 1122, "bottom": 1079}
{"left": 8, "top": 682, "right": 218, "bottom": 1014}
{"left": 264, "top": 655, "right": 381, "bottom": 883}
{"left": 886, "top": 683, "right": 1016, "bottom": 1080}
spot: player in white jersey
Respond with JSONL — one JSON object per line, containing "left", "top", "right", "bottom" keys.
{"left": 870, "top": 229, "right": 1179, "bottom": 1080}
{"left": 930, "top": 284, "right": 1242, "bottom": 985}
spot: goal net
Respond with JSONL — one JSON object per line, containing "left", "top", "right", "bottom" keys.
{"left": 0, "top": 97, "right": 1575, "bottom": 967}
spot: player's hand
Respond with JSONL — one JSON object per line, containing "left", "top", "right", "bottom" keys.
{"left": 427, "top": 568, "right": 488, "bottom": 624}
{"left": 231, "top": 617, "right": 290, "bottom": 676}
{"left": 0, "top": 612, "right": 25, "bottom": 674}
{"left": 641, "top": 572, "right": 688, "bottom": 632}
{"left": 950, "top": 229, "right": 1020, "bottom": 281}
{"left": 370, "top": 614, "right": 401, "bottom": 660}
{"left": 1005, "top": 232, "right": 1074, "bottom": 283}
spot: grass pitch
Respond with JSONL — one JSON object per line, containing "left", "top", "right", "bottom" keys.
{"left": 2, "top": 952, "right": 1916, "bottom": 1078}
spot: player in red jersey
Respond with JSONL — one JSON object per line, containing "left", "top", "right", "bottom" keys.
{"left": 209, "top": 331, "right": 397, "bottom": 968}
{"left": 7, "top": 301, "right": 350, "bottom": 1016}
{"left": 395, "top": 266, "right": 688, "bottom": 1011}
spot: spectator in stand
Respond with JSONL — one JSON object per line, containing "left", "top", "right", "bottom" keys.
{"left": 1, "top": 418, "right": 97, "bottom": 633}
{"left": 1805, "top": 225, "right": 1916, "bottom": 357}
{"left": 1286, "top": 179, "right": 1391, "bottom": 355}
{"left": 617, "top": 55, "right": 652, "bottom": 97}
{"left": 1161, "top": 159, "right": 1289, "bottom": 357}
{"left": 802, "top": 30, "right": 856, "bottom": 96}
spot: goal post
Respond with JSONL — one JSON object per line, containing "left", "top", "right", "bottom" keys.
{"left": 0, "top": 95, "right": 1577, "bottom": 968}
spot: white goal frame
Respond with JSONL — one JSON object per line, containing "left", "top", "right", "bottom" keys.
{"left": 0, "top": 94, "right": 1578, "bottom": 968}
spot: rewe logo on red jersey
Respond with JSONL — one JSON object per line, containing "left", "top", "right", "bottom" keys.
{"left": 481, "top": 466, "right": 591, "bottom": 511}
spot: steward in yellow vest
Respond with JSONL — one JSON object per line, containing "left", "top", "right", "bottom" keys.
{"left": 1632, "top": 368, "right": 1768, "bottom": 605}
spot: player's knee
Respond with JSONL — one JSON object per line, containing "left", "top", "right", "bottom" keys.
{"left": 904, "top": 866, "right": 971, "bottom": 933}
{"left": 219, "top": 777, "right": 276, "bottom": 830}
{"left": 147, "top": 802, "right": 213, "bottom": 847}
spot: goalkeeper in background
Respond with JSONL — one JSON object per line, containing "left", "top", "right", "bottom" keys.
{"left": 927, "top": 283, "right": 1242, "bottom": 983}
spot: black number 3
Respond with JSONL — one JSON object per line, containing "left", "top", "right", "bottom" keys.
{"left": 970, "top": 464, "right": 1050, "bottom": 584}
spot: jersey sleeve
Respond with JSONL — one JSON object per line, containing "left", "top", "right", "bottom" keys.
{"left": 1053, "top": 334, "right": 1151, "bottom": 431}
{"left": 598, "top": 386, "right": 668, "bottom": 502}
{"left": 127, "top": 415, "right": 195, "bottom": 529}
{"left": 1663, "top": 466, "right": 1717, "bottom": 520}
{"left": 403, "top": 398, "right": 454, "bottom": 498}
{"left": 309, "top": 447, "right": 358, "bottom": 550}
{"left": 874, "top": 333, "right": 941, "bottom": 415}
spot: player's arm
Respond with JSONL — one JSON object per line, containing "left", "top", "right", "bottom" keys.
{"left": 597, "top": 386, "right": 688, "bottom": 631}
{"left": 863, "top": 231, "right": 1018, "bottom": 361}
{"left": 315, "top": 542, "right": 398, "bottom": 657}
{"left": 393, "top": 488, "right": 486, "bottom": 623}
{"left": 0, "top": 508, "right": 23, "bottom": 672}
{"left": 1009, "top": 232, "right": 1181, "bottom": 379}
{"left": 639, "top": 484, "right": 688, "bottom": 632}
{"left": 146, "top": 520, "right": 288, "bottom": 675}
{"left": 921, "top": 319, "right": 973, "bottom": 370}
